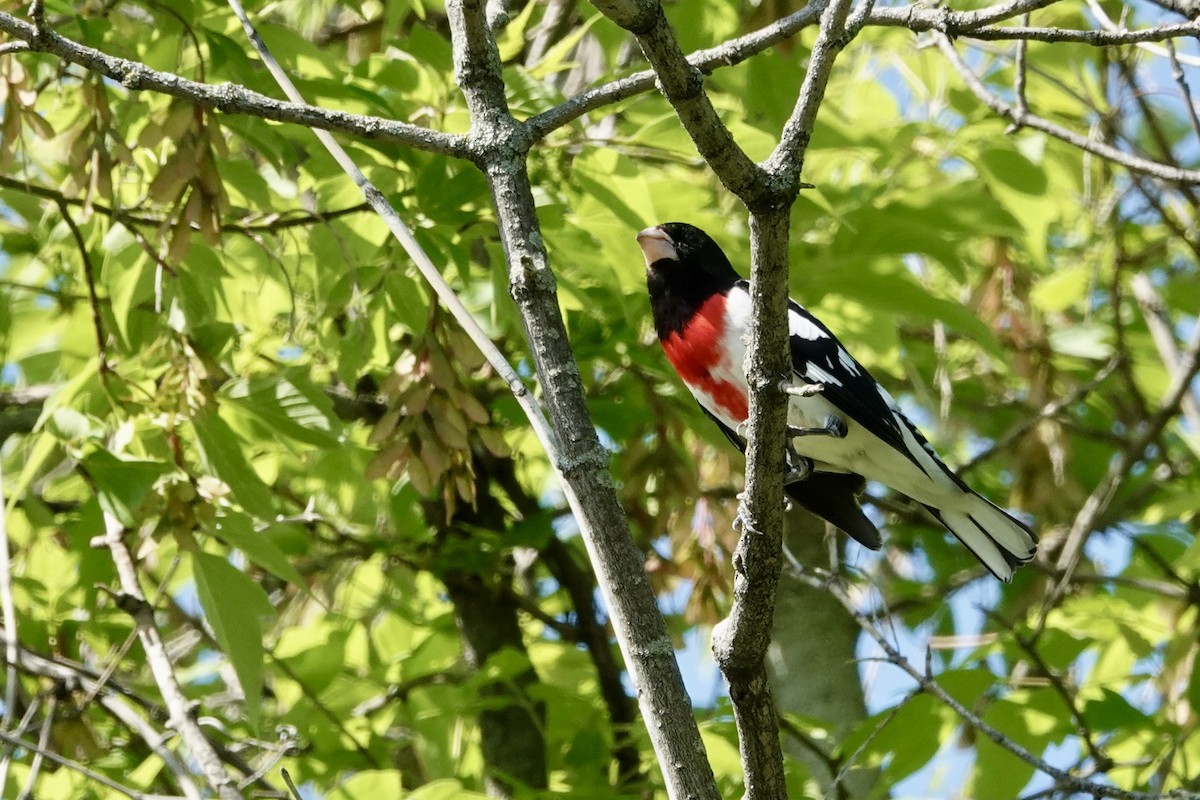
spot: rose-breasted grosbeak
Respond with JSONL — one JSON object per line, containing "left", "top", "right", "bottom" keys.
{"left": 639, "top": 222, "right": 1037, "bottom": 582}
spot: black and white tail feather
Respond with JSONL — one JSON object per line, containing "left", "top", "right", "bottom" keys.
{"left": 757, "top": 279, "right": 1036, "bottom": 582}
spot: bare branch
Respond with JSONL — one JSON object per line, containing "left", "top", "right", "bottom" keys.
{"left": 1042, "top": 319, "right": 1200, "bottom": 629}
{"left": 228, "top": 0, "right": 719, "bottom": 797}
{"left": 966, "top": 19, "right": 1200, "bottom": 45}
{"left": 767, "top": 0, "right": 862, "bottom": 189}
{"left": 589, "top": 0, "right": 772, "bottom": 208}
{"left": 1166, "top": 40, "right": 1200, "bottom": 139}
{"left": 0, "top": 11, "right": 468, "bottom": 158}
{"left": 1085, "top": 0, "right": 1200, "bottom": 65}
{"left": 94, "top": 512, "right": 243, "bottom": 800}
{"left": 936, "top": 34, "right": 1200, "bottom": 184}
{"left": 0, "top": 728, "right": 147, "bottom": 800}
{"left": 0, "top": 174, "right": 370, "bottom": 235}
{"left": 961, "top": 358, "right": 1121, "bottom": 473}
{"left": 445, "top": 0, "right": 723, "bottom": 795}
{"left": 97, "top": 694, "right": 204, "bottom": 800}
{"left": 718, "top": 0, "right": 860, "bottom": 792}
{"left": 527, "top": 1, "right": 824, "bottom": 139}
{"left": 1130, "top": 272, "right": 1200, "bottom": 430}
{"left": 1013, "top": 13, "right": 1031, "bottom": 123}
{"left": 0, "top": 454, "right": 19, "bottom": 792}
{"left": 14, "top": 695, "right": 54, "bottom": 800}
{"left": 55, "top": 200, "right": 111, "bottom": 372}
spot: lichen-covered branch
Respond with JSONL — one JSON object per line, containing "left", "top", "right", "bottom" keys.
{"left": 0, "top": 11, "right": 468, "bottom": 157}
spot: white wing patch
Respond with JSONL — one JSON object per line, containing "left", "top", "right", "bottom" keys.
{"left": 837, "top": 347, "right": 861, "bottom": 376}
{"left": 789, "top": 308, "right": 827, "bottom": 341}
{"left": 804, "top": 361, "right": 844, "bottom": 388}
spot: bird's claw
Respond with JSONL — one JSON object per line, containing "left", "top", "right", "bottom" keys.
{"left": 732, "top": 492, "right": 791, "bottom": 532}
{"left": 787, "top": 414, "right": 847, "bottom": 440}
{"left": 784, "top": 451, "right": 814, "bottom": 484}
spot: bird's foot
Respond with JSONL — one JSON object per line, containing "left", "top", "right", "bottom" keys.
{"left": 783, "top": 450, "right": 814, "bottom": 485}
{"left": 731, "top": 491, "right": 792, "bottom": 531}
{"left": 787, "top": 414, "right": 847, "bottom": 440}
{"left": 732, "top": 508, "right": 767, "bottom": 536}
{"left": 781, "top": 380, "right": 825, "bottom": 398}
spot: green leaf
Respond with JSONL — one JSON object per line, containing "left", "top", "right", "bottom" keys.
{"left": 82, "top": 450, "right": 171, "bottom": 528}
{"left": 211, "top": 512, "right": 306, "bottom": 588}
{"left": 192, "top": 551, "right": 273, "bottom": 730}
{"left": 979, "top": 147, "right": 1048, "bottom": 195}
{"left": 1049, "top": 324, "right": 1113, "bottom": 360}
{"left": 192, "top": 410, "right": 276, "bottom": 518}
{"left": 223, "top": 373, "right": 342, "bottom": 448}
{"left": 403, "top": 778, "right": 488, "bottom": 800}
{"left": 1082, "top": 688, "right": 1149, "bottom": 731}
{"left": 46, "top": 407, "right": 94, "bottom": 442}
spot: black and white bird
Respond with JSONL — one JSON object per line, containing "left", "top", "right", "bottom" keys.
{"left": 638, "top": 222, "right": 1037, "bottom": 581}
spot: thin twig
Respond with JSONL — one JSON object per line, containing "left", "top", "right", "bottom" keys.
{"left": 961, "top": 357, "right": 1120, "bottom": 473}
{"left": 936, "top": 34, "right": 1200, "bottom": 184}
{"left": 1038, "top": 323, "right": 1200, "bottom": 633}
{"left": 1011, "top": 12, "right": 1031, "bottom": 128}
{"left": 988, "top": 610, "right": 1112, "bottom": 772}
{"left": 0, "top": 449, "right": 19, "bottom": 793}
{"left": 1165, "top": 40, "right": 1200, "bottom": 140}
{"left": 444, "top": 0, "right": 723, "bottom": 794}
{"left": 97, "top": 693, "right": 205, "bottom": 800}
{"left": 1130, "top": 272, "right": 1200, "bottom": 430}
{"left": 0, "top": 728, "right": 147, "bottom": 800}
{"left": 54, "top": 199, "right": 110, "bottom": 371}
{"left": 1084, "top": 0, "right": 1200, "bottom": 66}
{"left": 281, "top": 768, "right": 303, "bottom": 800}
{"left": 13, "top": 694, "right": 53, "bottom": 800}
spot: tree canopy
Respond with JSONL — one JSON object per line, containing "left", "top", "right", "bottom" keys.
{"left": 0, "top": 0, "right": 1198, "bottom": 798}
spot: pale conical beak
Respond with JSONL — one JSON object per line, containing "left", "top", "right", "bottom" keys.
{"left": 636, "top": 227, "right": 678, "bottom": 267}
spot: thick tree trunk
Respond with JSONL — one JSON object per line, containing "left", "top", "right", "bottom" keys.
{"left": 768, "top": 509, "right": 876, "bottom": 798}
{"left": 444, "top": 571, "right": 548, "bottom": 797}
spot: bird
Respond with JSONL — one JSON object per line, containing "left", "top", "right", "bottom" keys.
{"left": 637, "top": 221, "right": 1038, "bottom": 582}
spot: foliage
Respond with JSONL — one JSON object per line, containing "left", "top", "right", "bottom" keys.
{"left": 0, "top": 0, "right": 1198, "bottom": 797}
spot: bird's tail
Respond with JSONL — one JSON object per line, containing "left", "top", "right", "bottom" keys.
{"left": 923, "top": 494, "right": 1038, "bottom": 582}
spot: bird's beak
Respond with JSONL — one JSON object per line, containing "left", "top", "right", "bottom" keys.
{"left": 637, "top": 226, "right": 677, "bottom": 267}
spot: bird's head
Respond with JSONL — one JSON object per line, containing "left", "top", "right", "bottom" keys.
{"left": 636, "top": 222, "right": 740, "bottom": 286}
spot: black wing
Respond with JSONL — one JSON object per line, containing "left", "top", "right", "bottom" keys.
{"left": 743, "top": 280, "right": 927, "bottom": 476}
{"left": 699, "top": 405, "right": 881, "bottom": 549}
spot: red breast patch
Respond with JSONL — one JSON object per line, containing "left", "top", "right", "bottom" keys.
{"left": 661, "top": 293, "right": 749, "bottom": 422}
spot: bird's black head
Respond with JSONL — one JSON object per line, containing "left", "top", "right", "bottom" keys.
{"left": 637, "top": 222, "right": 741, "bottom": 287}
{"left": 638, "top": 222, "right": 742, "bottom": 338}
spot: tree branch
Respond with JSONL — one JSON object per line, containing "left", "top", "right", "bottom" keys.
{"left": 446, "top": 0, "right": 723, "bottom": 796}
{"left": 0, "top": 458, "right": 19, "bottom": 796}
{"left": 93, "top": 512, "right": 243, "bottom": 800}
{"left": 1039, "top": 320, "right": 1200, "bottom": 632}
{"left": 1130, "top": 272, "right": 1200, "bottom": 430}
{"left": 589, "top": 0, "right": 772, "bottom": 207}
{"left": 936, "top": 34, "right": 1200, "bottom": 184}
{"left": 97, "top": 694, "right": 204, "bottom": 800}
{"left": 0, "top": 11, "right": 469, "bottom": 158}
{"left": 713, "top": 0, "right": 858, "bottom": 793}
{"left": 0, "top": 728, "right": 147, "bottom": 800}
